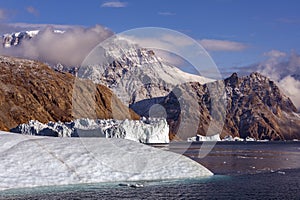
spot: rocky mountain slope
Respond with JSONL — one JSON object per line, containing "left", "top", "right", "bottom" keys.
{"left": 150, "top": 72, "right": 300, "bottom": 140}
{"left": 77, "top": 37, "right": 213, "bottom": 105}
{"left": 223, "top": 72, "right": 300, "bottom": 140}
{"left": 2, "top": 30, "right": 40, "bottom": 48}
{"left": 0, "top": 56, "right": 138, "bottom": 131}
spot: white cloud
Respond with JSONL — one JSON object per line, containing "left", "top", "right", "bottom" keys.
{"left": 199, "top": 39, "right": 247, "bottom": 51}
{"left": 158, "top": 12, "right": 175, "bottom": 16}
{"left": 8, "top": 23, "right": 76, "bottom": 30}
{"left": 0, "top": 24, "right": 113, "bottom": 67}
{"left": 264, "top": 49, "right": 286, "bottom": 58}
{"left": 278, "top": 76, "right": 300, "bottom": 109}
{"left": 161, "top": 34, "right": 195, "bottom": 46}
{"left": 0, "top": 9, "right": 7, "bottom": 20}
{"left": 117, "top": 35, "right": 191, "bottom": 66}
{"left": 245, "top": 50, "right": 300, "bottom": 109}
{"left": 26, "top": 6, "right": 39, "bottom": 16}
{"left": 277, "top": 17, "right": 300, "bottom": 24}
{"left": 122, "top": 34, "right": 194, "bottom": 53}
{"left": 101, "top": 1, "right": 127, "bottom": 8}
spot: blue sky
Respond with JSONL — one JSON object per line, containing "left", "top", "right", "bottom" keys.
{"left": 0, "top": 0, "right": 300, "bottom": 72}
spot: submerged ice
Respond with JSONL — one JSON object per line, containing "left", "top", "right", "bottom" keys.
{"left": 0, "top": 132, "right": 213, "bottom": 191}
{"left": 11, "top": 118, "right": 169, "bottom": 144}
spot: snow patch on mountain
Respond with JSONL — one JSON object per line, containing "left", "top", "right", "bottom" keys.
{"left": 2, "top": 30, "right": 39, "bottom": 47}
{"left": 11, "top": 118, "right": 170, "bottom": 144}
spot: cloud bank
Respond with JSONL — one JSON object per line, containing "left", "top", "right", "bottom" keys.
{"left": 245, "top": 50, "right": 300, "bottom": 109}
{"left": 101, "top": 1, "right": 127, "bottom": 8}
{"left": 26, "top": 6, "right": 39, "bottom": 16}
{"left": 0, "top": 24, "right": 113, "bottom": 67}
{"left": 199, "top": 39, "right": 247, "bottom": 51}
{"left": 158, "top": 12, "right": 176, "bottom": 16}
{"left": 0, "top": 9, "right": 7, "bottom": 21}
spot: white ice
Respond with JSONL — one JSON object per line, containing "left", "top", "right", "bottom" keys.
{"left": 0, "top": 131, "right": 213, "bottom": 191}
{"left": 187, "top": 134, "right": 221, "bottom": 142}
{"left": 12, "top": 118, "right": 170, "bottom": 144}
{"left": 222, "top": 135, "right": 244, "bottom": 141}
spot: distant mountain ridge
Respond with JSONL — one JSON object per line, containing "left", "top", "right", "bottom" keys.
{"left": 1, "top": 30, "right": 300, "bottom": 140}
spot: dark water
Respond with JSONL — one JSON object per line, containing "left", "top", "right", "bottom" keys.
{"left": 155, "top": 141, "right": 300, "bottom": 175}
{"left": 1, "top": 142, "right": 300, "bottom": 200}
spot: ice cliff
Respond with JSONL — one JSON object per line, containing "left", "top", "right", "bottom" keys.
{"left": 11, "top": 118, "right": 170, "bottom": 144}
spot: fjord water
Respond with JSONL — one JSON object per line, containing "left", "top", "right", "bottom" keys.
{"left": 157, "top": 141, "right": 300, "bottom": 175}
{"left": 1, "top": 142, "right": 299, "bottom": 199}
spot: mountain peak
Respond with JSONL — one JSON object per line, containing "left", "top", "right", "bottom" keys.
{"left": 230, "top": 72, "right": 238, "bottom": 78}
{"left": 78, "top": 37, "right": 213, "bottom": 104}
{"left": 225, "top": 72, "right": 239, "bottom": 86}
{"left": 248, "top": 71, "right": 269, "bottom": 81}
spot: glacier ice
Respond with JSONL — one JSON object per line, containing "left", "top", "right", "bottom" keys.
{"left": 11, "top": 118, "right": 170, "bottom": 144}
{"left": 187, "top": 134, "right": 221, "bottom": 142}
{"left": 0, "top": 131, "right": 213, "bottom": 191}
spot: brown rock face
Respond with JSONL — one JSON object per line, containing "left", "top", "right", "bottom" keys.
{"left": 0, "top": 56, "right": 138, "bottom": 131}
{"left": 132, "top": 72, "right": 300, "bottom": 141}
{"left": 222, "top": 72, "right": 300, "bottom": 140}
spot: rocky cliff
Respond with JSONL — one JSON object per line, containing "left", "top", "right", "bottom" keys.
{"left": 222, "top": 72, "right": 300, "bottom": 140}
{"left": 0, "top": 56, "right": 138, "bottom": 131}
{"left": 133, "top": 72, "right": 300, "bottom": 140}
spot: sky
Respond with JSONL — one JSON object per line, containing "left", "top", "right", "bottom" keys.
{"left": 0, "top": 0, "right": 300, "bottom": 70}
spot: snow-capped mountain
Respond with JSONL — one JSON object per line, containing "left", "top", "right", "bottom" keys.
{"left": 2, "top": 30, "right": 40, "bottom": 47}
{"left": 2, "top": 30, "right": 213, "bottom": 106}
{"left": 2, "top": 29, "right": 66, "bottom": 48}
{"left": 78, "top": 36, "right": 214, "bottom": 105}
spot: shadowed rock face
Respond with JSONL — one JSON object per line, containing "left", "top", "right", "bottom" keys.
{"left": 132, "top": 72, "right": 300, "bottom": 141}
{"left": 0, "top": 56, "right": 138, "bottom": 131}
{"left": 222, "top": 72, "right": 300, "bottom": 140}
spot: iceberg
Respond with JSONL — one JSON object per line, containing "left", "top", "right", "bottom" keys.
{"left": 11, "top": 118, "right": 169, "bottom": 144}
{"left": 245, "top": 136, "right": 256, "bottom": 141}
{"left": 0, "top": 131, "right": 213, "bottom": 191}
{"left": 187, "top": 134, "right": 221, "bottom": 142}
{"left": 222, "top": 135, "right": 244, "bottom": 141}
